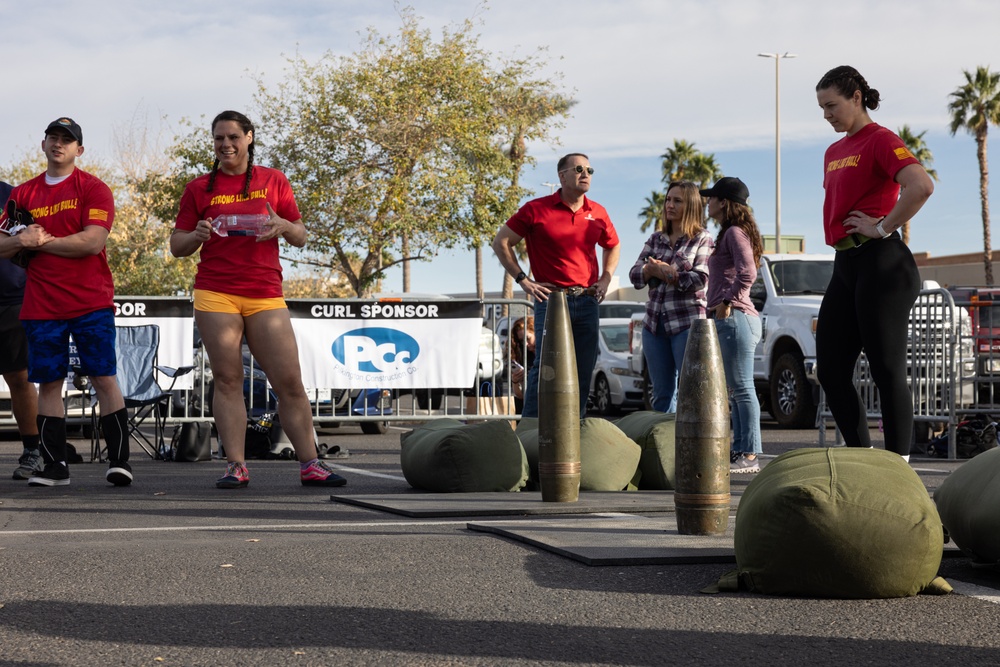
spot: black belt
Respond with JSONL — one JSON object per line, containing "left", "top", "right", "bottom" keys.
{"left": 563, "top": 286, "right": 597, "bottom": 296}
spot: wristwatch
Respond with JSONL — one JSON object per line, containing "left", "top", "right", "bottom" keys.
{"left": 875, "top": 219, "right": 891, "bottom": 238}
{"left": 514, "top": 271, "right": 527, "bottom": 283}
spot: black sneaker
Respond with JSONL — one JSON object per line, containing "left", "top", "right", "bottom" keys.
{"left": 107, "top": 460, "right": 133, "bottom": 487}
{"left": 28, "top": 461, "right": 70, "bottom": 487}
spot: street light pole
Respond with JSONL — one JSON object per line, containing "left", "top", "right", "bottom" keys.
{"left": 542, "top": 182, "right": 558, "bottom": 194}
{"left": 758, "top": 52, "right": 796, "bottom": 254}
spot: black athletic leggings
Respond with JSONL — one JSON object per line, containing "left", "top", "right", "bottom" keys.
{"left": 816, "top": 236, "right": 920, "bottom": 455}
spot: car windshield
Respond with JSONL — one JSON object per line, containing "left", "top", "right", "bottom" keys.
{"left": 769, "top": 260, "right": 834, "bottom": 295}
{"left": 601, "top": 324, "right": 631, "bottom": 353}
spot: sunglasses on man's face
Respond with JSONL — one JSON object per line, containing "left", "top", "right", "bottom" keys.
{"left": 560, "top": 165, "right": 595, "bottom": 175}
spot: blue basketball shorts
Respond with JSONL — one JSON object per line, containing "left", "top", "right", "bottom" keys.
{"left": 23, "top": 308, "right": 117, "bottom": 383}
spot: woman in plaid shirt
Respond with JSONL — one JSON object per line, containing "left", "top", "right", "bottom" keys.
{"left": 628, "top": 181, "right": 714, "bottom": 413}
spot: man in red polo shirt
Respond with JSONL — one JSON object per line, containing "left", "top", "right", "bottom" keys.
{"left": 492, "top": 152, "right": 620, "bottom": 418}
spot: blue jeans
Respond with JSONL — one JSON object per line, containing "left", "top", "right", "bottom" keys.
{"left": 641, "top": 326, "right": 691, "bottom": 413}
{"left": 522, "top": 294, "right": 599, "bottom": 419}
{"left": 715, "top": 310, "right": 762, "bottom": 454}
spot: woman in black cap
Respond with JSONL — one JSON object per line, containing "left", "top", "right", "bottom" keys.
{"left": 703, "top": 177, "right": 765, "bottom": 473}
{"left": 815, "top": 65, "right": 934, "bottom": 462}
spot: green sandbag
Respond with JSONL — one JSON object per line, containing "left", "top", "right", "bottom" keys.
{"left": 934, "top": 446, "right": 1000, "bottom": 564}
{"left": 517, "top": 419, "right": 540, "bottom": 477}
{"left": 614, "top": 411, "right": 676, "bottom": 490}
{"left": 733, "top": 448, "right": 948, "bottom": 598}
{"left": 518, "top": 417, "right": 641, "bottom": 491}
{"left": 400, "top": 419, "right": 529, "bottom": 492}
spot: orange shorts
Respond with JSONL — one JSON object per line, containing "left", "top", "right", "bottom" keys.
{"left": 193, "top": 289, "right": 287, "bottom": 317}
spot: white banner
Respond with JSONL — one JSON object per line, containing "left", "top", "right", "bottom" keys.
{"left": 0, "top": 298, "right": 195, "bottom": 396}
{"left": 287, "top": 300, "right": 483, "bottom": 390}
{"left": 113, "top": 297, "right": 195, "bottom": 390}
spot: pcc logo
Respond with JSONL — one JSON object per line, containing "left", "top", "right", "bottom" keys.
{"left": 332, "top": 327, "right": 420, "bottom": 373}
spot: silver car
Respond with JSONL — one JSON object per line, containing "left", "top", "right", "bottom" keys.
{"left": 589, "top": 318, "right": 645, "bottom": 415}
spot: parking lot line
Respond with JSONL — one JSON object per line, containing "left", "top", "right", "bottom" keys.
{"left": 0, "top": 519, "right": 472, "bottom": 537}
{"left": 950, "top": 579, "right": 1000, "bottom": 604}
{"left": 324, "top": 464, "right": 407, "bottom": 481}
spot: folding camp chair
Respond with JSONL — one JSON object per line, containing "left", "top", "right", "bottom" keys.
{"left": 90, "top": 324, "right": 194, "bottom": 461}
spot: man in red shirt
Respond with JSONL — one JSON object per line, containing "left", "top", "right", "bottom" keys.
{"left": 0, "top": 118, "right": 131, "bottom": 487}
{"left": 492, "top": 153, "right": 620, "bottom": 418}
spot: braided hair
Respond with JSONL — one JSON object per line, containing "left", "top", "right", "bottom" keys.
{"left": 207, "top": 110, "right": 255, "bottom": 198}
{"left": 816, "top": 65, "right": 881, "bottom": 111}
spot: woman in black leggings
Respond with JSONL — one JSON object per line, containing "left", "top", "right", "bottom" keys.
{"left": 814, "top": 65, "right": 934, "bottom": 459}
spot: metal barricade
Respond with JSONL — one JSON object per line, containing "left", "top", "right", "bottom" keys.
{"left": 385, "top": 298, "right": 533, "bottom": 425}
{"left": 817, "top": 287, "right": 970, "bottom": 459}
{"left": 171, "top": 297, "right": 535, "bottom": 429}
{"left": 947, "top": 289, "right": 1000, "bottom": 428}
{"left": 0, "top": 298, "right": 536, "bottom": 433}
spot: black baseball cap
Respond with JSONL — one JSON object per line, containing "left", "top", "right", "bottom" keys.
{"left": 45, "top": 117, "right": 83, "bottom": 145}
{"left": 700, "top": 177, "right": 749, "bottom": 205}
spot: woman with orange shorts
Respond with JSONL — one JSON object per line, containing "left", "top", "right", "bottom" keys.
{"left": 170, "top": 110, "right": 346, "bottom": 489}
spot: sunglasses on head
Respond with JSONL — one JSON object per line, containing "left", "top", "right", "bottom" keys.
{"left": 560, "top": 165, "right": 595, "bottom": 175}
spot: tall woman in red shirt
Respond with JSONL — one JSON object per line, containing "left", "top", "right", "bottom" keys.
{"left": 815, "top": 66, "right": 934, "bottom": 460}
{"left": 171, "top": 110, "right": 347, "bottom": 489}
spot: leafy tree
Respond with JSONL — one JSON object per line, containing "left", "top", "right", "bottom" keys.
{"left": 252, "top": 11, "right": 569, "bottom": 298}
{"left": 104, "top": 112, "right": 200, "bottom": 295}
{"left": 949, "top": 66, "right": 1000, "bottom": 285}
{"left": 897, "top": 125, "right": 940, "bottom": 246}
{"left": 487, "top": 58, "right": 574, "bottom": 301}
{"left": 0, "top": 149, "right": 46, "bottom": 187}
{"left": 0, "top": 115, "right": 197, "bottom": 296}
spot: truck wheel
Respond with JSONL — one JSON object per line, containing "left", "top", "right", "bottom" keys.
{"left": 361, "top": 421, "right": 389, "bottom": 435}
{"left": 642, "top": 366, "right": 653, "bottom": 411}
{"left": 769, "top": 353, "right": 816, "bottom": 429}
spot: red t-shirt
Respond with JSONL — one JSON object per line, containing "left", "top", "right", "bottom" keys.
{"left": 505, "top": 191, "right": 619, "bottom": 287}
{"left": 0, "top": 169, "right": 115, "bottom": 320}
{"left": 822, "top": 123, "right": 920, "bottom": 246}
{"left": 175, "top": 166, "right": 301, "bottom": 298}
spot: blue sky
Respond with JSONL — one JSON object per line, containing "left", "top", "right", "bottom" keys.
{"left": 2, "top": 0, "right": 997, "bottom": 295}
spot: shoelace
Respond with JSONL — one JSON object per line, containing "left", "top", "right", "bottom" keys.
{"left": 226, "top": 462, "right": 248, "bottom": 479}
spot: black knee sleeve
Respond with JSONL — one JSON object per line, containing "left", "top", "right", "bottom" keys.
{"left": 37, "top": 415, "right": 67, "bottom": 465}
{"left": 101, "top": 408, "right": 130, "bottom": 462}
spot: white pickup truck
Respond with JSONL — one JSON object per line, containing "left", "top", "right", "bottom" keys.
{"left": 629, "top": 254, "right": 834, "bottom": 428}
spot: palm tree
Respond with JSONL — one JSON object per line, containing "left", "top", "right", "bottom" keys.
{"left": 659, "top": 140, "right": 723, "bottom": 188}
{"left": 660, "top": 139, "right": 700, "bottom": 183}
{"left": 641, "top": 140, "right": 724, "bottom": 233}
{"left": 948, "top": 66, "right": 1000, "bottom": 285}
{"left": 638, "top": 190, "right": 665, "bottom": 234}
{"left": 897, "top": 125, "right": 940, "bottom": 245}
{"left": 686, "top": 153, "right": 724, "bottom": 190}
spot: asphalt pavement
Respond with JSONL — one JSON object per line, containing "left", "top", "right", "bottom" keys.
{"left": 0, "top": 416, "right": 998, "bottom": 666}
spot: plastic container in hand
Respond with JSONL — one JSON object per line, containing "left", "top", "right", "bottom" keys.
{"left": 211, "top": 214, "right": 269, "bottom": 237}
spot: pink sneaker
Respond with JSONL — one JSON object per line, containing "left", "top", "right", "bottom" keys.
{"left": 301, "top": 460, "right": 347, "bottom": 487}
{"left": 216, "top": 462, "right": 249, "bottom": 489}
